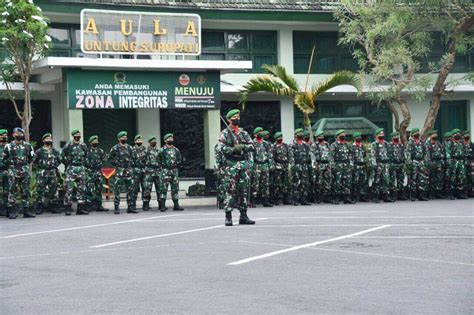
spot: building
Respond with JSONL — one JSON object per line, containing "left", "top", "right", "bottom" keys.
{"left": 1, "top": 0, "right": 473, "bottom": 192}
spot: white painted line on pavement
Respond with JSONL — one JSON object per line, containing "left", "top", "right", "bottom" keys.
{"left": 354, "top": 236, "right": 474, "bottom": 239}
{"left": 2, "top": 214, "right": 184, "bottom": 239}
{"left": 247, "top": 224, "right": 474, "bottom": 228}
{"left": 91, "top": 218, "right": 269, "bottom": 248}
{"left": 265, "top": 216, "right": 474, "bottom": 219}
{"left": 227, "top": 224, "right": 391, "bottom": 266}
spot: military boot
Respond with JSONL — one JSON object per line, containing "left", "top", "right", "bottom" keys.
{"left": 262, "top": 198, "right": 273, "bottom": 207}
{"left": 0, "top": 203, "right": 6, "bottom": 216}
{"left": 410, "top": 191, "right": 417, "bottom": 201}
{"left": 77, "top": 203, "right": 89, "bottom": 215}
{"left": 383, "top": 194, "right": 394, "bottom": 202}
{"left": 225, "top": 211, "right": 233, "bottom": 226}
{"left": 218, "top": 200, "right": 224, "bottom": 209}
{"left": 65, "top": 204, "right": 72, "bottom": 216}
{"left": 300, "top": 198, "right": 311, "bottom": 206}
{"left": 114, "top": 204, "right": 120, "bottom": 214}
{"left": 35, "top": 202, "right": 43, "bottom": 215}
{"left": 127, "top": 204, "right": 139, "bottom": 214}
{"left": 343, "top": 195, "right": 355, "bottom": 204}
{"left": 457, "top": 189, "right": 468, "bottom": 199}
{"left": 86, "top": 202, "right": 95, "bottom": 212}
{"left": 283, "top": 194, "right": 291, "bottom": 205}
{"left": 23, "top": 205, "right": 36, "bottom": 218}
{"left": 333, "top": 194, "right": 340, "bottom": 205}
{"left": 173, "top": 199, "right": 184, "bottom": 211}
{"left": 142, "top": 201, "right": 150, "bottom": 211}
{"left": 159, "top": 199, "right": 167, "bottom": 212}
{"left": 97, "top": 201, "right": 109, "bottom": 212}
{"left": 418, "top": 191, "right": 429, "bottom": 201}
{"left": 8, "top": 206, "right": 17, "bottom": 219}
{"left": 373, "top": 193, "right": 380, "bottom": 203}
{"left": 239, "top": 210, "right": 255, "bottom": 225}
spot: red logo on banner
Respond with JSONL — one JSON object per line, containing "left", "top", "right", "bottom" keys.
{"left": 179, "top": 74, "right": 190, "bottom": 86}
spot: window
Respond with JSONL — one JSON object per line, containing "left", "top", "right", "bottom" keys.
{"left": 201, "top": 30, "right": 277, "bottom": 73}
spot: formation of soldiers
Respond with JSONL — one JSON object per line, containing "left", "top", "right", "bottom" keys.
{"left": 216, "top": 109, "right": 473, "bottom": 226}
{"left": 0, "top": 128, "right": 184, "bottom": 219}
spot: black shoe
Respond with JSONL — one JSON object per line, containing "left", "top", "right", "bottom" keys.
{"left": 159, "top": 199, "right": 167, "bottom": 212}
{"left": 343, "top": 196, "right": 355, "bottom": 204}
{"left": 142, "top": 201, "right": 150, "bottom": 211}
{"left": 127, "top": 204, "right": 139, "bottom": 214}
{"left": 86, "top": 202, "right": 96, "bottom": 212}
{"left": 96, "top": 202, "right": 109, "bottom": 212}
{"left": 173, "top": 200, "right": 184, "bottom": 211}
{"left": 333, "top": 195, "right": 340, "bottom": 205}
{"left": 35, "top": 203, "right": 43, "bottom": 215}
{"left": 225, "top": 211, "right": 233, "bottom": 226}
{"left": 283, "top": 195, "right": 291, "bottom": 205}
{"left": 300, "top": 200, "right": 311, "bottom": 206}
{"left": 65, "top": 205, "right": 72, "bottom": 216}
{"left": 383, "top": 195, "right": 394, "bottom": 202}
{"left": 262, "top": 198, "right": 273, "bottom": 207}
{"left": 23, "top": 210, "right": 36, "bottom": 218}
{"left": 218, "top": 200, "right": 224, "bottom": 209}
{"left": 76, "top": 203, "right": 89, "bottom": 215}
{"left": 239, "top": 210, "right": 255, "bottom": 225}
{"left": 114, "top": 205, "right": 120, "bottom": 214}
{"left": 8, "top": 208, "right": 17, "bottom": 219}
{"left": 418, "top": 193, "right": 429, "bottom": 201}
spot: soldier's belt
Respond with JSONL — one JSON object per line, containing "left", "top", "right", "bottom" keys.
{"left": 317, "top": 160, "right": 330, "bottom": 164}
{"left": 376, "top": 160, "right": 389, "bottom": 163}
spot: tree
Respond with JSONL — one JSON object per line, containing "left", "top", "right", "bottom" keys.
{"left": 238, "top": 64, "right": 361, "bottom": 140}
{"left": 0, "top": 0, "right": 50, "bottom": 141}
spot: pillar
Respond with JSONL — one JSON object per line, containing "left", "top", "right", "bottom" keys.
{"left": 204, "top": 109, "right": 221, "bottom": 194}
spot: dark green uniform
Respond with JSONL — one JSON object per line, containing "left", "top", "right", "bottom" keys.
{"left": 352, "top": 141, "right": 368, "bottom": 201}
{"left": 313, "top": 139, "right": 332, "bottom": 203}
{"left": 143, "top": 145, "right": 161, "bottom": 204}
{"left": 251, "top": 138, "right": 272, "bottom": 206}
{"left": 426, "top": 138, "right": 445, "bottom": 199}
{"left": 132, "top": 144, "right": 147, "bottom": 205}
{"left": 158, "top": 144, "right": 182, "bottom": 205}
{"left": 108, "top": 143, "right": 134, "bottom": 210}
{"left": 272, "top": 137, "right": 291, "bottom": 205}
{"left": 61, "top": 141, "right": 88, "bottom": 212}
{"left": 388, "top": 139, "right": 406, "bottom": 200}
{"left": 0, "top": 138, "right": 8, "bottom": 216}
{"left": 290, "top": 138, "right": 311, "bottom": 205}
{"left": 34, "top": 145, "right": 61, "bottom": 213}
{"left": 406, "top": 136, "right": 428, "bottom": 201}
{"left": 447, "top": 138, "right": 467, "bottom": 198}
{"left": 214, "top": 142, "right": 226, "bottom": 209}
{"left": 369, "top": 139, "right": 392, "bottom": 202}
{"left": 330, "top": 138, "right": 353, "bottom": 204}
{"left": 85, "top": 146, "right": 107, "bottom": 209}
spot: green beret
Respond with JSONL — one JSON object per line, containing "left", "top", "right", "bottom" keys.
{"left": 443, "top": 131, "right": 452, "bottom": 138}
{"left": 261, "top": 130, "right": 269, "bottom": 137}
{"left": 410, "top": 128, "right": 420, "bottom": 134}
{"left": 148, "top": 136, "right": 157, "bottom": 142}
{"left": 71, "top": 129, "right": 80, "bottom": 136}
{"left": 294, "top": 128, "right": 304, "bottom": 135}
{"left": 374, "top": 128, "right": 384, "bottom": 136}
{"left": 302, "top": 130, "right": 309, "bottom": 137}
{"left": 163, "top": 133, "right": 173, "bottom": 141}
{"left": 426, "top": 130, "right": 437, "bottom": 136}
{"left": 88, "top": 135, "right": 98, "bottom": 143}
{"left": 134, "top": 135, "right": 143, "bottom": 141}
{"left": 462, "top": 130, "right": 470, "bottom": 136}
{"left": 274, "top": 132, "right": 283, "bottom": 140}
{"left": 42, "top": 133, "right": 52, "bottom": 140}
{"left": 117, "top": 131, "right": 127, "bottom": 139}
{"left": 335, "top": 129, "right": 346, "bottom": 136}
{"left": 0, "top": 129, "right": 7, "bottom": 135}
{"left": 253, "top": 127, "right": 263, "bottom": 135}
{"left": 353, "top": 132, "right": 362, "bottom": 138}
{"left": 451, "top": 128, "right": 461, "bottom": 134}
{"left": 226, "top": 109, "right": 240, "bottom": 119}
{"left": 314, "top": 130, "right": 324, "bottom": 137}
{"left": 390, "top": 131, "right": 400, "bottom": 138}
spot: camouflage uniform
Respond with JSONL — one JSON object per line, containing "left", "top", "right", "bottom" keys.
{"left": 369, "top": 139, "right": 392, "bottom": 201}
{"left": 463, "top": 134, "right": 473, "bottom": 197}
{"left": 34, "top": 145, "right": 61, "bottom": 213}
{"left": 0, "top": 139, "right": 8, "bottom": 216}
{"left": 406, "top": 137, "right": 428, "bottom": 200}
{"left": 388, "top": 140, "right": 406, "bottom": 199}
{"left": 443, "top": 134, "right": 452, "bottom": 198}
{"left": 143, "top": 145, "right": 161, "bottom": 205}
{"left": 132, "top": 144, "right": 147, "bottom": 205}
{"left": 214, "top": 143, "right": 226, "bottom": 209}
{"left": 290, "top": 139, "right": 311, "bottom": 205}
{"left": 61, "top": 141, "right": 88, "bottom": 212}
{"left": 85, "top": 145, "right": 107, "bottom": 209}
{"left": 304, "top": 135, "right": 316, "bottom": 203}
{"left": 330, "top": 138, "right": 353, "bottom": 203}
{"left": 426, "top": 138, "right": 445, "bottom": 199}
{"left": 447, "top": 139, "right": 467, "bottom": 198}
{"left": 158, "top": 144, "right": 183, "bottom": 210}
{"left": 3, "top": 140, "right": 35, "bottom": 216}
{"left": 272, "top": 138, "right": 292, "bottom": 205}
{"left": 108, "top": 143, "right": 135, "bottom": 210}
{"left": 352, "top": 141, "right": 369, "bottom": 201}
{"left": 251, "top": 138, "right": 272, "bottom": 206}
{"left": 313, "top": 139, "right": 332, "bottom": 203}
{"left": 218, "top": 126, "right": 254, "bottom": 214}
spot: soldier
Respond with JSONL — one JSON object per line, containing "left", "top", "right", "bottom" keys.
{"left": 290, "top": 128, "right": 311, "bottom": 206}
{"left": 108, "top": 131, "right": 138, "bottom": 214}
{"left": 3, "top": 127, "right": 35, "bottom": 218}
{"left": 85, "top": 135, "right": 108, "bottom": 212}
{"left": 330, "top": 129, "right": 354, "bottom": 204}
{"left": 369, "top": 128, "right": 393, "bottom": 203}
{"left": 61, "top": 129, "right": 89, "bottom": 215}
{"left": 34, "top": 133, "right": 61, "bottom": 215}
{"left": 132, "top": 135, "right": 148, "bottom": 210}
{"left": 272, "top": 132, "right": 292, "bottom": 205}
{"left": 425, "top": 130, "right": 445, "bottom": 199}
{"left": 447, "top": 128, "right": 468, "bottom": 199}
{"left": 388, "top": 131, "right": 407, "bottom": 200}
{"left": 0, "top": 129, "right": 8, "bottom": 216}
{"left": 217, "top": 109, "right": 255, "bottom": 226}
{"left": 406, "top": 128, "right": 429, "bottom": 201}
{"left": 443, "top": 131, "right": 453, "bottom": 198}
{"left": 250, "top": 127, "right": 272, "bottom": 207}
{"left": 214, "top": 142, "right": 226, "bottom": 209}
{"left": 303, "top": 130, "right": 316, "bottom": 203}
{"left": 261, "top": 130, "right": 275, "bottom": 206}
{"left": 143, "top": 136, "right": 161, "bottom": 211}
{"left": 313, "top": 130, "right": 332, "bottom": 204}
{"left": 352, "top": 132, "right": 369, "bottom": 202}
{"left": 158, "top": 133, "right": 184, "bottom": 211}
{"left": 462, "top": 130, "right": 473, "bottom": 197}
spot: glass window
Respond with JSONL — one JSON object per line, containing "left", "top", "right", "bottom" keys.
{"left": 200, "top": 53, "right": 225, "bottom": 60}
{"left": 318, "top": 103, "right": 341, "bottom": 117}
{"left": 452, "top": 55, "right": 468, "bottom": 73}
{"left": 343, "top": 104, "right": 364, "bottom": 117}
{"left": 73, "top": 28, "right": 81, "bottom": 47}
{"left": 227, "top": 53, "right": 250, "bottom": 61}
{"left": 317, "top": 55, "right": 337, "bottom": 73}
{"left": 340, "top": 55, "right": 359, "bottom": 71}
{"left": 227, "top": 32, "right": 248, "bottom": 50}
{"left": 253, "top": 54, "right": 274, "bottom": 72}
{"left": 50, "top": 49, "right": 71, "bottom": 57}
{"left": 48, "top": 27, "right": 70, "bottom": 46}
{"left": 317, "top": 35, "right": 338, "bottom": 51}
{"left": 202, "top": 31, "right": 225, "bottom": 50}
{"left": 252, "top": 32, "right": 276, "bottom": 51}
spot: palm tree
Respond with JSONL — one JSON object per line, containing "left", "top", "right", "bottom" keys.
{"left": 238, "top": 63, "right": 362, "bottom": 140}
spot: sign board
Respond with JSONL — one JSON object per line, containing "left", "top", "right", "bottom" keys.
{"left": 67, "top": 70, "right": 220, "bottom": 109}
{"left": 80, "top": 9, "right": 201, "bottom": 56}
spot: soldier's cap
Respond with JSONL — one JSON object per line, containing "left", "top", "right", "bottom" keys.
{"left": 335, "top": 129, "right": 346, "bottom": 136}
{"left": 443, "top": 131, "right": 452, "bottom": 138}
{"left": 426, "top": 130, "right": 437, "bottom": 136}
{"left": 134, "top": 135, "right": 143, "bottom": 141}
{"left": 462, "top": 130, "right": 470, "bottom": 136}
{"left": 410, "top": 127, "right": 420, "bottom": 134}
{"left": 374, "top": 128, "right": 384, "bottom": 136}
{"left": 302, "top": 130, "right": 309, "bottom": 137}
{"left": 390, "top": 131, "right": 400, "bottom": 138}
{"left": 294, "top": 128, "right": 304, "bottom": 135}
{"left": 0, "top": 129, "right": 7, "bottom": 135}
{"left": 88, "top": 135, "right": 98, "bottom": 143}
{"left": 117, "top": 131, "right": 127, "bottom": 139}
{"left": 163, "top": 133, "right": 173, "bottom": 141}
{"left": 71, "top": 129, "right": 80, "bottom": 136}
{"left": 13, "top": 127, "right": 24, "bottom": 134}
{"left": 353, "top": 131, "right": 362, "bottom": 138}
{"left": 314, "top": 130, "right": 324, "bottom": 137}
{"left": 274, "top": 131, "right": 283, "bottom": 140}
{"left": 226, "top": 109, "right": 240, "bottom": 119}
{"left": 451, "top": 128, "right": 461, "bottom": 134}
{"left": 42, "top": 133, "right": 52, "bottom": 140}
{"left": 253, "top": 127, "right": 263, "bottom": 135}
{"left": 261, "top": 130, "right": 269, "bottom": 137}
{"left": 148, "top": 136, "right": 157, "bottom": 142}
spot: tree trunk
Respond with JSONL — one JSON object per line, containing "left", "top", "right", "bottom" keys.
{"left": 23, "top": 82, "right": 31, "bottom": 142}
{"left": 303, "top": 112, "right": 314, "bottom": 143}
{"left": 396, "top": 96, "right": 411, "bottom": 143}
{"left": 387, "top": 101, "right": 400, "bottom": 131}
